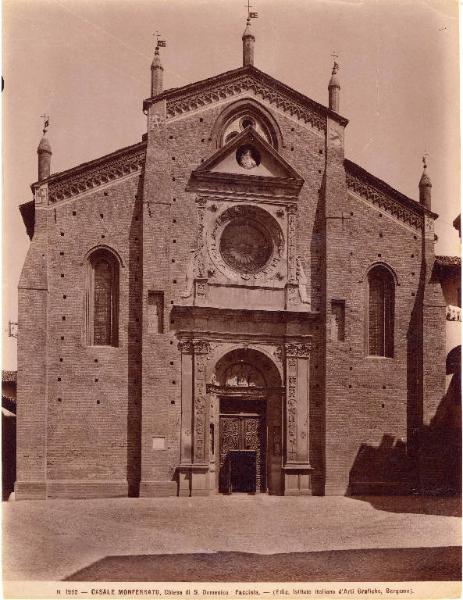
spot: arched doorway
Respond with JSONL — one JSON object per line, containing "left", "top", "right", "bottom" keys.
{"left": 208, "top": 348, "right": 283, "bottom": 494}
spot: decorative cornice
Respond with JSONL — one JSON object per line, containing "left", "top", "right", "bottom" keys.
{"left": 345, "top": 159, "right": 433, "bottom": 229}
{"left": 167, "top": 75, "right": 325, "bottom": 131}
{"left": 151, "top": 67, "right": 336, "bottom": 132}
{"left": 172, "top": 305, "right": 320, "bottom": 323}
{"left": 45, "top": 143, "right": 146, "bottom": 204}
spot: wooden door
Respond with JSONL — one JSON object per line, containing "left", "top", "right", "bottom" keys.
{"left": 219, "top": 414, "right": 266, "bottom": 493}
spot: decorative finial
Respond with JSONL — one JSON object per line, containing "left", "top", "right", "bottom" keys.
{"left": 245, "top": 0, "right": 258, "bottom": 20}
{"left": 328, "top": 53, "right": 340, "bottom": 112}
{"left": 153, "top": 31, "right": 167, "bottom": 50}
{"left": 37, "top": 114, "right": 52, "bottom": 180}
{"left": 242, "top": 1, "right": 257, "bottom": 65}
{"left": 151, "top": 31, "right": 165, "bottom": 96}
{"left": 419, "top": 152, "right": 432, "bottom": 209}
{"left": 40, "top": 114, "right": 50, "bottom": 135}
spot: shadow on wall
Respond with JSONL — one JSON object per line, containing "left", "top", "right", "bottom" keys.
{"left": 126, "top": 182, "right": 144, "bottom": 497}
{"left": 348, "top": 345, "right": 461, "bottom": 501}
{"left": 419, "top": 346, "right": 461, "bottom": 496}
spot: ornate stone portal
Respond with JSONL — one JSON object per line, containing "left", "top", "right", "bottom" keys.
{"left": 177, "top": 341, "right": 312, "bottom": 496}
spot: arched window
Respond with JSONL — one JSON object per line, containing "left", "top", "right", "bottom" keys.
{"left": 367, "top": 265, "right": 394, "bottom": 357}
{"left": 211, "top": 99, "right": 283, "bottom": 149}
{"left": 86, "top": 249, "right": 119, "bottom": 346}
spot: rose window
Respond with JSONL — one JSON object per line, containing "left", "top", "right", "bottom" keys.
{"left": 220, "top": 218, "right": 272, "bottom": 274}
{"left": 208, "top": 204, "right": 284, "bottom": 280}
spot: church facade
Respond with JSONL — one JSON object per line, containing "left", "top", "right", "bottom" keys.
{"left": 15, "top": 21, "right": 446, "bottom": 499}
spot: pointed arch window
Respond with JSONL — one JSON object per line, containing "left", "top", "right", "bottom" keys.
{"left": 367, "top": 265, "right": 394, "bottom": 357}
{"left": 86, "top": 248, "right": 119, "bottom": 346}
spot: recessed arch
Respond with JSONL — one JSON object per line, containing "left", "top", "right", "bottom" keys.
{"left": 211, "top": 98, "right": 283, "bottom": 150}
{"left": 366, "top": 264, "right": 395, "bottom": 358}
{"left": 85, "top": 246, "right": 120, "bottom": 346}
{"left": 360, "top": 260, "right": 399, "bottom": 286}
{"left": 207, "top": 343, "right": 284, "bottom": 386}
{"left": 83, "top": 244, "right": 124, "bottom": 268}
{"left": 208, "top": 346, "right": 283, "bottom": 495}
{"left": 212, "top": 347, "right": 282, "bottom": 388}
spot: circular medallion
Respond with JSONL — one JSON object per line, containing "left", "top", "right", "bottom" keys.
{"left": 220, "top": 218, "right": 272, "bottom": 274}
{"left": 236, "top": 145, "right": 261, "bottom": 170}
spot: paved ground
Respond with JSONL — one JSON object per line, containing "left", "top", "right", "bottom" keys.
{"left": 3, "top": 495, "right": 461, "bottom": 582}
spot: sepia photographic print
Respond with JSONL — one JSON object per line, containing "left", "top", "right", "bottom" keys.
{"left": 2, "top": 0, "right": 461, "bottom": 598}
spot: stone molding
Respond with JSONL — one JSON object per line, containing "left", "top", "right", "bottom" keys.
{"left": 166, "top": 74, "right": 326, "bottom": 132}
{"left": 47, "top": 146, "right": 146, "bottom": 203}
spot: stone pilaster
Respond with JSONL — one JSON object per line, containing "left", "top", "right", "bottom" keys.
{"left": 178, "top": 341, "right": 194, "bottom": 462}
{"left": 193, "top": 198, "right": 209, "bottom": 305}
{"left": 177, "top": 339, "right": 211, "bottom": 496}
{"left": 285, "top": 205, "right": 299, "bottom": 309}
{"left": 283, "top": 341, "right": 312, "bottom": 495}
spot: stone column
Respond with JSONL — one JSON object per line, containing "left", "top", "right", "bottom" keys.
{"left": 283, "top": 341, "right": 312, "bottom": 495}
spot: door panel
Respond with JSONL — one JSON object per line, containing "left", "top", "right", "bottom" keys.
{"left": 219, "top": 414, "right": 266, "bottom": 493}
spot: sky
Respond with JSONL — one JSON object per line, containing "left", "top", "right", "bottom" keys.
{"left": 2, "top": 0, "right": 460, "bottom": 370}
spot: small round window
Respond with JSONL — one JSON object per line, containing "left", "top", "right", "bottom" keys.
{"left": 236, "top": 145, "right": 261, "bottom": 170}
{"left": 240, "top": 116, "right": 256, "bottom": 130}
{"left": 220, "top": 218, "right": 272, "bottom": 274}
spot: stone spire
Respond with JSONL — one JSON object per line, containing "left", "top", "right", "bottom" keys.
{"left": 151, "top": 45, "right": 164, "bottom": 97}
{"left": 242, "top": 17, "right": 255, "bottom": 66}
{"left": 328, "top": 60, "right": 340, "bottom": 112}
{"left": 37, "top": 117, "right": 52, "bottom": 181}
{"left": 419, "top": 155, "right": 432, "bottom": 210}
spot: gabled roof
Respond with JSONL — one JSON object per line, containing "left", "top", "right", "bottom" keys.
{"left": 31, "top": 140, "right": 146, "bottom": 195}
{"left": 345, "top": 159, "right": 436, "bottom": 229}
{"left": 144, "top": 64, "right": 348, "bottom": 130}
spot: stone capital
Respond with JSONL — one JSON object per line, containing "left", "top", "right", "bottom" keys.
{"left": 285, "top": 342, "right": 312, "bottom": 358}
{"left": 178, "top": 340, "right": 194, "bottom": 354}
{"left": 195, "top": 196, "right": 208, "bottom": 207}
{"left": 192, "top": 340, "right": 211, "bottom": 355}
{"left": 287, "top": 204, "right": 298, "bottom": 216}
{"left": 177, "top": 339, "right": 211, "bottom": 355}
